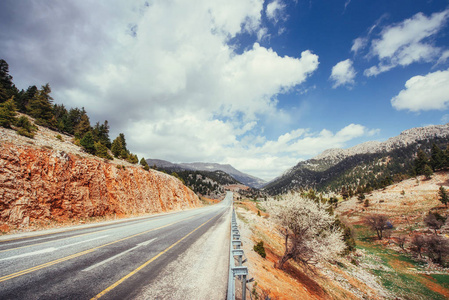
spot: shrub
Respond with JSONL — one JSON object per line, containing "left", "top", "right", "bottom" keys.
{"left": 140, "top": 157, "right": 150, "bottom": 171}
{"left": 0, "top": 98, "right": 17, "bottom": 128}
{"left": 55, "top": 134, "right": 63, "bottom": 141}
{"left": 16, "top": 115, "right": 37, "bottom": 138}
{"left": 253, "top": 241, "right": 266, "bottom": 258}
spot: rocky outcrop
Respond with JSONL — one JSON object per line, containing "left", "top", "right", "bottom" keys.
{"left": 0, "top": 142, "right": 200, "bottom": 231}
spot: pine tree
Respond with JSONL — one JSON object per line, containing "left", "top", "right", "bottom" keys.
{"left": 140, "top": 157, "right": 150, "bottom": 171}
{"left": 92, "top": 120, "right": 111, "bottom": 148}
{"left": 94, "top": 142, "right": 112, "bottom": 160}
{"left": 127, "top": 153, "right": 138, "bottom": 164}
{"left": 111, "top": 137, "right": 123, "bottom": 158}
{"left": 15, "top": 85, "right": 37, "bottom": 113}
{"left": 27, "top": 84, "right": 56, "bottom": 127}
{"left": 111, "top": 133, "right": 129, "bottom": 158}
{"left": 67, "top": 107, "right": 83, "bottom": 135}
{"left": 414, "top": 149, "right": 429, "bottom": 175}
{"left": 439, "top": 186, "right": 449, "bottom": 208}
{"left": 0, "top": 59, "right": 18, "bottom": 103}
{"left": 74, "top": 108, "right": 91, "bottom": 138}
{"left": 423, "top": 164, "right": 433, "bottom": 179}
{"left": 80, "top": 131, "right": 95, "bottom": 154}
{"left": 0, "top": 97, "right": 17, "bottom": 128}
{"left": 430, "top": 143, "right": 445, "bottom": 171}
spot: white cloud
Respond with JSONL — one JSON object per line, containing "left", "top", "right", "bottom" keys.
{"left": 266, "top": 0, "right": 286, "bottom": 24}
{"left": 351, "top": 37, "right": 367, "bottom": 55}
{"left": 257, "top": 27, "right": 269, "bottom": 41}
{"left": 0, "top": 0, "right": 379, "bottom": 181}
{"left": 391, "top": 68, "right": 449, "bottom": 112}
{"left": 330, "top": 59, "right": 356, "bottom": 88}
{"left": 365, "top": 9, "right": 449, "bottom": 76}
{"left": 437, "top": 50, "right": 449, "bottom": 65}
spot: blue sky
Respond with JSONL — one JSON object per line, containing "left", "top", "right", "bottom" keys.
{"left": 1, "top": 0, "right": 449, "bottom": 180}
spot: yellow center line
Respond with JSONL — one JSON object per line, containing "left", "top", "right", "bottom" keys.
{"left": 0, "top": 212, "right": 205, "bottom": 283}
{"left": 91, "top": 211, "right": 222, "bottom": 300}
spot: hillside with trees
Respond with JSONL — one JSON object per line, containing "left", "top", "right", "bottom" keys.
{"left": 264, "top": 132, "right": 449, "bottom": 195}
{"left": 0, "top": 59, "right": 143, "bottom": 165}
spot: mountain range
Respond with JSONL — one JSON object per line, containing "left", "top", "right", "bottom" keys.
{"left": 264, "top": 123, "right": 449, "bottom": 195}
{"left": 146, "top": 159, "right": 267, "bottom": 189}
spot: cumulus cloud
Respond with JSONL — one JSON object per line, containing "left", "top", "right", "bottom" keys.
{"left": 391, "top": 68, "right": 449, "bottom": 112}
{"left": 365, "top": 9, "right": 449, "bottom": 77}
{"left": 330, "top": 59, "right": 356, "bottom": 88}
{"left": 0, "top": 0, "right": 377, "bottom": 180}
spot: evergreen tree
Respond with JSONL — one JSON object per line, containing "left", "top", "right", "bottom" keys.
{"left": 111, "top": 133, "right": 128, "bottom": 158}
{"left": 423, "top": 164, "right": 433, "bottom": 179}
{"left": 127, "top": 153, "right": 138, "bottom": 164}
{"left": 92, "top": 120, "right": 111, "bottom": 148}
{"left": 94, "top": 142, "right": 112, "bottom": 160}
{"left": 439, "top": 186, "right": 449, "bottom": 208}
{"left": 67, "top": 107, "right": 83, "bottom": 134}
{"left": 0, "top": 59, "right": 18, "bottom": 103}
{"left": 0, "top": 97, "right": 17, "bottom": 128}
{"left": 74, "top": 108, "right": 91, "bottom": 138}
{"left": 414, "top": 149, "right": 429, "bottom": 175}
{"left": 53, "top": 104, "right": 69, "bottom": 132}
{"left": 80, "top": 131, "right": 95, "bottom": 154}
{"left": 444, "top": 145, "right": 449, "bottom": 169}
{"left": 15, "top": 85, "right": 37, "bottom": 113}
{"left": 430, "top": 143, "right": 445, "bottom": 171}
{"left": 27, "top": 83, "right": 56, "bottom": 127}
{"left": 140, "top": 157, "right": 150, "bottom": 170}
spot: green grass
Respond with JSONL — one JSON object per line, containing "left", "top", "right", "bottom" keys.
{"left": 431, "top": 274, "right": 449, "bottom": 289}
{"left": 356, "top": 239, "right": 447, "bottom": 299}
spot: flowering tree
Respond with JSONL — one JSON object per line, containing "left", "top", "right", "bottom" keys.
{"left": 265, "top": 193, "right": 345, "bottom": 269}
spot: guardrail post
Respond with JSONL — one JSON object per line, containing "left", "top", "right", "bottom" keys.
{"left": 242, "top": 274, "right": 247, "bottom": 300}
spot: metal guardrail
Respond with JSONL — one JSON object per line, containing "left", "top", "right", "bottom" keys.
{"left": 227, "top": 207, "right": 250, "bottom": 300}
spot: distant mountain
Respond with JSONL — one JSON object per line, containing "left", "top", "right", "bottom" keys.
{"left": 175, "top": 169, "right": 240, "bottom": 198}
{"left": 264, "top": 124, "right": 449, "bottom": 195}
{"left": 146, "top": 159, "right": 267, "bottom": 189}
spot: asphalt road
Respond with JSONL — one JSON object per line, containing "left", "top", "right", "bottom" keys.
{"left": 0, "top": 192, "right": 233, "bottom": 299}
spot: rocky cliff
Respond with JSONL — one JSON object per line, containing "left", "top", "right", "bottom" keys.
{"left": 0, "top": 141, "right": 200, "bottom": 232}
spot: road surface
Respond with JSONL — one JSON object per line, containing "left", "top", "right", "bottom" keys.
{"left": 0, "top": 192, "right": 233, "bottom": 299}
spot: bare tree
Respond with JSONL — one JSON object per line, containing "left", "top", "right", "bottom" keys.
{"left": 410, "top": 234, "right": 426, "bottom": 258}
{"left": 396, "top": 236, "right": 407, "bottom": 250}
{"left": 424, "top": 212, "right": 445, "bottom": 234}
{"left": 265, "top": 193, "right": 345, "bottom": 269}
{"left": 364, "top": 214, "right": 390, "bottom": 240}
{"left": 425, "top": 235, "right": 449, "bottom": 264}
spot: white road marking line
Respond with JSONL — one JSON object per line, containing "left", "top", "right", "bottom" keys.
{"left": 82, "top": 238, "right": 157, "bottom": 272}
{"left": 0, "top": 235, "right": 110, "bottom": 261}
